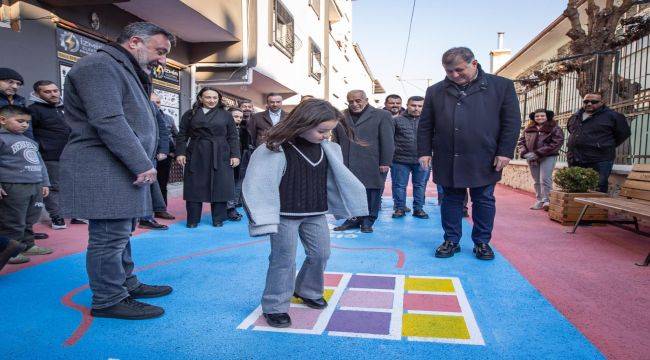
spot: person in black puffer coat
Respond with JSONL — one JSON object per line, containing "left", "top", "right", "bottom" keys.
{"left": 28, "top": 80, "right": 71, "bottom": 229}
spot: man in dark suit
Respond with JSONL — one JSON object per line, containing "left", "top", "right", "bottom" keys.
{"left": 417, "top": 47, "right": 521, "bottom": 261}
{"left": 333, "top": 90, "right": 395, "bottom": 233}
{"left": 60, "top": 22, "right": 175, "bottom": 320}
{"left": 247, "top": 93, "right": 287, "bottom": 147}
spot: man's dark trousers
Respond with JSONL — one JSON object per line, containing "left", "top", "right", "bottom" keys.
{"left": 572, "top": 161, "right": 614, "bottom": 193}
{"left": 43, "top": 161, "right": 62, "bottom": 219}
{"left": 361, "top": 188, "right": 382, "bottom": 227}
{"left": 0, "top": 183, "right": 42, "bottom": 250}
{"left": 87, "top": 218, "right": 142, "bottom": 309}
{"left": 440, "top": 184, "right": 496, "bottom": 244}
{"left": 156, "top": 157, "right": 172, "bottom": 205}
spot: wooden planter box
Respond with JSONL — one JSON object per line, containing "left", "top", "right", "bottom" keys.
{"left": 548, "top": 190, "right": 609, "bottom": 226}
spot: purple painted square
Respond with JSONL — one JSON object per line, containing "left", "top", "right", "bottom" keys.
{"left": 347, "top": 275, "right": 395, "bottom": 290}
{"left": 326, "top": 310, "right": 391, "bottom": 335}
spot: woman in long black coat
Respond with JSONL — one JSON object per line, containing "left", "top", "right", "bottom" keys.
{"left": 176, "top": 87, "right": 241, "bottom": 227}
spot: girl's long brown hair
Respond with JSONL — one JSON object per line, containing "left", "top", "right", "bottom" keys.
{"left": 265, "top": 99, "right": 358, "bottom": 152}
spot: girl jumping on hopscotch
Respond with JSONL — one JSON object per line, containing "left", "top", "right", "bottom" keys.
{"left": 243, "top": 99, "right": 368, "bottom": 328}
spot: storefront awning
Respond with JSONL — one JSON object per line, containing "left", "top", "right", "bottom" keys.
{"left": 115, "top": 0, "right": 240, "bottom": 43}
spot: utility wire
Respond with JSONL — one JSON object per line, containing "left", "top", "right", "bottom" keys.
{"left": 399, "top": 0, "right": 417, "bottom": 78}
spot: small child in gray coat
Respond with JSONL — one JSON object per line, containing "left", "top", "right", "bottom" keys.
{"left": 0, "top": 105, "right": 53, "bottom": 264}
{"left": 243, "top": 99, "right": 367, "bottom": 328}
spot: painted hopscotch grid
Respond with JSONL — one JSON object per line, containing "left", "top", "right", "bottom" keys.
{"left": 237, "top": 272, "right": 484, "bottom": 345}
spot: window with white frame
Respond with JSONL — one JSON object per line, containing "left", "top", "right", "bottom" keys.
{"left": 309, "top": 38, "right": 322, "bottom": 81}
{"left": 271, "top": 0, "right": 295, "bottom": 60}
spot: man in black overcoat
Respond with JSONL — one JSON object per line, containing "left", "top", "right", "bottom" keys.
{"left": 417, "top": 47, "right": 521, "bottom": 260}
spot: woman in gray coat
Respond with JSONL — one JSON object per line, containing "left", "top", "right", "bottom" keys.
{"left": 176, "top": 87, "right": 240, "bottom": 227}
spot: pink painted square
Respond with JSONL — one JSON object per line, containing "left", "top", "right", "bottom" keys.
{"left": 403, "top": 293, "right": 461, "bottom": 312}
{"left": 254, "top": 307, "right": 323, "bottom": 330}
{"left": 339, "top": 290, "right": 394, "bottom": 309}
{"left": 324, "top": 273, "right": 343, "bottom": 287}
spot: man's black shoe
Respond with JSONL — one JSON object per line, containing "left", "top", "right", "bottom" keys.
{"left": 392, "top": 209, "right": 405, "bottom": 218}
{"left": 293, "top": 293, "right": 328, "bottom": 309}
{"left": 129, "top": 284, "right": 173, "bottom": 299}
{"left": 213, "top": 221, "right": 223, "bottom": 227}
{"left": 0, "top": 239, "right": 26, "bottom": 271}
{"left": 90, "top": 297, "right": 164, "bottom": 320}
{"left": 412, "top": 210, "right": 429, "bottom": 219}
{"left": 71, "top": 218, "right": 89, "bottom": 225}
{"left": 186, "top": 223, "right": 198, "bottom": 228}
{"left": 34, "top": 233, "right": 48, "bottom": 240}
{"left": 263, "top": 313, "right": 292, "bottom": 328}
{"left": 154, "top": 211, "right": 176, "bottom": 220}
{"left": 138, "top": 219, "right": 168, "bottom": 230}
{"left": 435, "top": 240, "right": 460, "bottom": 258}
{"left": 227, "top": 209, "right": 242, "bottom": 221}
{"left": 360, "top": 225, "right": 373, "bottom": 233}
{"left": 473, "top": 243, "right": 495, "bottom": 260}
{"left": 333, "top": 220, "right": 360, "bottom": 231}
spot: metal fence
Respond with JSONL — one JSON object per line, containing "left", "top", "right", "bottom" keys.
{"left": 515, "top": 35, "right": 650, "bottom": 165}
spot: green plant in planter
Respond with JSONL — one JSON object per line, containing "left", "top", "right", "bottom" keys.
{"left": 553, "top": 167, "right": 600, "bottom": 193}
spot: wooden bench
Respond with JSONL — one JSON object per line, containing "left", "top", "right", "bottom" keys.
{"left": 570, "top": 164, "right": 650, "bottom": 267}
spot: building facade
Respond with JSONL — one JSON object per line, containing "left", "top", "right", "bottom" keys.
{"left": 1, "top": 0, "right": 383, "bottom": 116}
{"left": 194, "top": 0, "right": 384, "bottom": 110}
{"left": 493, "top": 0, "right": 650, "bottom": 193}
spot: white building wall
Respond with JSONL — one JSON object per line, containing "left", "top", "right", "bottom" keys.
{"left": 255, "top": 0, "right": 325, "bottom": 105}
{"left": 327, "top": 0, "right": 375, "bottom": 110}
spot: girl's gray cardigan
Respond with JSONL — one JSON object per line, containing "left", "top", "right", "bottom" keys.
{"left": 242, "top": 140, "right": 369, "bottom": 237}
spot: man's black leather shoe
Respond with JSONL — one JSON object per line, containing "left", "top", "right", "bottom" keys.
{"left": 435, "top": 240, "right": 460, "bottom": 258}
{"left": 293, "top": 293, "right": 327, "bottom": 309}
{"left": 90, "top": 297, "right": 164, "bottom": 320}
{"left": 34, "top": 233, "right": 48, "bottom": 240}
{"left": 227, "top": 209, "right": 242, "bottom": 221}
{"left": 473, "top": 243, "right": 495, "bottom": 260}
{"left": 129, "top": 284, "right": 173, "bottom": 299}
{"left": 186, "top": 223, "right": 198, "bottom": 228}
{"left": 360, "top": 225, "right": 373, "bottom": 233}
{"left": 333, "top": 219, "right": 360, "bottom": 231}
{"left": 139, "top": 219, "right": 168, "bottom": 230}
{"left": 154, "top": 211, "right": 176, "bottom": 220}
{"left": 412, "top": 210, "right": 429, "bottom": 219}
{"left": 263, "top": 313, "right": 291, "bottom": 328}
{"left": 392, "top": 209, "right": 405, "bottom": 218}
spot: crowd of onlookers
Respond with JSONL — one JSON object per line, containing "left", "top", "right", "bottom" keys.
{"left": 0, "top": 22, "right": 633, "bottom": 326}
{"left": 0, "top": 60, "right": 632, "bottom": 273}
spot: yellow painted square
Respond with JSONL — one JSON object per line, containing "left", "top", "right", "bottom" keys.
{"left": 291, "top": 289, "right": 334, "bottom": 304}
{"left": 404, "top": 277, "right": 455, "bottom": 293}
{"left": 402, "top": 313, "right": 470, "bottom": 339}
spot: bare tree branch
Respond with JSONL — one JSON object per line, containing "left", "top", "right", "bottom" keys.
{"left": 564, "top": 0, "right": 587, "bottom": 40}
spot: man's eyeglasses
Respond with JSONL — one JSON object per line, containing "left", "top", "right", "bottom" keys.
{"left": 583, "top": 100, "right": 601, "bottom": 105}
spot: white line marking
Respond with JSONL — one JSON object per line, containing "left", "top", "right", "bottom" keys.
{"left": 389, "top": 274, "right": 405, "bottom": 340}
{"left": 451, "top": 277, "right": 485, "bottom": 346}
